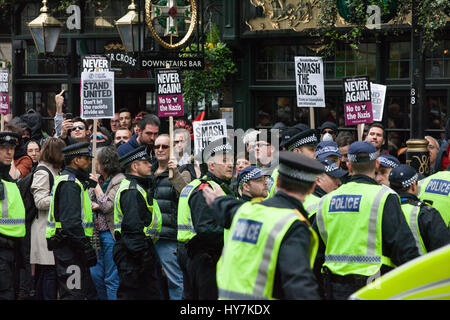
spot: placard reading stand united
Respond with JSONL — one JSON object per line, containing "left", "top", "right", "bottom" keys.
{"left": 81, "top": 71, "right": 115, "bottom": 119}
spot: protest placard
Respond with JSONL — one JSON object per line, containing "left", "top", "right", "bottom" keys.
{"left": 156, "top": 68, "right": 184, "bottom": 117}
{"left": 370, "top": 82, "right": 387, "bottom": 122}
{"left": 81, "top": 71, "right": 115, "bottom": 119}
{"left": 343, "top": 76, "right": 374, "bottom": 127}
{"left": 193, "top": 119, "right": 227, "bottom": 162}
{"left": 82, "top": 55, "right": 110, "bottom": 72}
{"left": 0, "top": 68, "right": 9, "bottom": 115}
{"left": 295, "top": 57, "right": 326, "bottom": 108}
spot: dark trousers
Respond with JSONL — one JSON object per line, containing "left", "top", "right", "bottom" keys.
{"left": 35, "top": 264, "right": 57, "bottom": 300}
{"left": 113, "top": 240, "right": 161, "bottom": 300}
{"left": 185, "top": 251, "right": 219, "bottom": 300}
{"left": 177, "top": 243, "right": 191, "bottom": 300}
{"left": 0, "top": 247, "right": 15, "bottom": 300}
{"left": 16, "top": 223, "right": 34, "bottom": 300}
{"left": 53, "top": 243, "right": 98, "bottom": 300}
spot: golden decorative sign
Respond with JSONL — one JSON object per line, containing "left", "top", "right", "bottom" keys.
{"left": 145, "top": 0, "right": 197, "bottom": 49}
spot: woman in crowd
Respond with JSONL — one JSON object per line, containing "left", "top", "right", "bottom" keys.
{"left": 30, "top": 137, "right": 66, "bottom": 300}
{"left": 89, "top": 146, "right": 124, "bottom": 300}
{"left": 26, "top": 140, "right": 40, "bottom": 170}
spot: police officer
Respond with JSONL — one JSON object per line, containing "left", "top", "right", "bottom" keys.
{"left": 313, "top": 141, "right": 419, "bottom": 300}
{"left": 0, "top": 132, "right": 25, "bottom": 300}
{"left": 177, "top": 138, "right": 235, "bottom": 300}
{"left": 266, "top": 128, "right": 319, "bottom": 199}
{"left": 203, "top": 151, "right": 325, "bottom": 299}
{"left": 237, "top": 166, "right": 268, "bottom": 201}
{"left": 113, "top": 146, "right": 162, "bottom": 300}
{"left": 375, "top": 154, "right": 400, "bottom": 186}
{"left": 418, "top": 165, "right": 450, "bottom": 228}
{"left": 389, "top": 164, "right": 450, "bottom": 254}
{"left": 46, "top": 142, "right": 98, "bottom": 300}
{"left": 303, "top": 158, "right": 347, "bottom": 223}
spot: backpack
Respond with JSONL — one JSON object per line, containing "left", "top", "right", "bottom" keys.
{"left": 17, "top": 165, "right": 54, "bottom": 224}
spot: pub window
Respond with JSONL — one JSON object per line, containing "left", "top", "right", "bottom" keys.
{"left": 25, "top": 42, "right": 67, "bottom": 75}
{"left": 425, "top": 40, "right": 450, "bottom": 79}
{"left": 388, "top": 42, "right": 410, "bottom": 79}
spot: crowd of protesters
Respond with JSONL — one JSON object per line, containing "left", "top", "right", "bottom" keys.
{"left": 0, "top": 88, "right": 449, "bottom": 300}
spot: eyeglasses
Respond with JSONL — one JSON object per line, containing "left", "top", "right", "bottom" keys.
{"left": 90, "top": 134, "right": 104, "bottom": 140}
{"left": 154, "top": 144, "right": 169, "bottom": 150}
{"left": 174, "top": 140, "right": 183, "bottom": 144}
{"left": 428, "top": 145, "right": 436, "bottom": 150}
{"left": 73, "top": 125, "right": 85, "bottom": 131}
{"left": 323, "top": 130, "right": 335, "bottom": 134}
{"left": 255, "top": 142, "right": 269, "bottom": 148}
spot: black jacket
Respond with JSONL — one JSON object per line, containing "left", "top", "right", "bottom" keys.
{"left": 212, "top": 190, "right": 320, "bottom": 299}
{"left": 118, "top": 174, "right": 154, "bottom": 256}
{"left": 53, "top": 166, "right": 93, "bottom": 250}
{"left": 399, "top": 193, "right": 450, "bottom": 253}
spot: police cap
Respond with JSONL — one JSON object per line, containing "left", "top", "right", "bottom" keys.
{"left": 318, "top": 157, "right": 347, "bottom": 179}
{"left": 278, "top": 151, "right": 325, "bottom": 182}
{"left": 61, "top": 142, "right": 93, "bottom": 158}
{"left": 199, "top": 137, "right": 233, "bottom": 163}
{"left": 378, "top": 155, "right": 400, "bottom": 169}
{"left": 389, "top": 164, "right": 419, "bottom": 189}
{"left": 237, "top": 166, "right": 264, "bottom": 186}
{"left": 119, "top": 146, "right": 150, "bottom": 168}
{"left": 347, "top": 141, "right": 377, "bottom": 163}
{"left": 280, "top": 128, "right": 318, "bottom": 151}
{"left": 0, "top": 132, "right": 20, "bottom": 146}
{"left": 315, "top": 141, "right": 341, "bottom": 160}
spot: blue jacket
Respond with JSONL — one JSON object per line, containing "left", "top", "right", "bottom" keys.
{"left": 117, "top": 134, "right": 140, "bottom": 157}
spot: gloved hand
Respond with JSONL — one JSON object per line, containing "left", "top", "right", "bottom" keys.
{"left": 82, "top": 246, "right": 98, "bottom": 267}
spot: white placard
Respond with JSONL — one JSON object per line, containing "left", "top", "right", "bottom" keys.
{"left": 193, "top": 119, "right": 227, "bottom": 161}
{"left": 295, "top": 56, "right": 326, "bottom": 108}
{"left": 370, "top": 82, "right": 387, "bottom": 122}
{"left": 81, "top": 71, "right": 115, "bottom": 119}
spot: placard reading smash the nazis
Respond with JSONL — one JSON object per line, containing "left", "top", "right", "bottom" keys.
{"left": 81, "top": 71, "right": 115, "bottom": 119}
{"left": 343, "top": 76, "right": 374, "bottom": 126}
{"left": 156, "top": 68, "right": 184, "bottom": 117}
{"left": 295, "top": 56, "right": 325, "bottom": 107}
{"left": 193, "top": 119, "right": 227, "bottom": 162}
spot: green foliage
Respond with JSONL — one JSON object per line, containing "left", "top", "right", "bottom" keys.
{"left": 315, "top": 0, "right": 450, "bottom": 56}
{"left": 182, "top": 24, "right": 237, "bottom": 109}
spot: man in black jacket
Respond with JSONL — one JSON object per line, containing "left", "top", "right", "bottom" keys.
{"left": 47, "top": 142, "right": 98, "bottom": 300}
{"left": 113, "top": 146, "right": 162, "bottom": 300}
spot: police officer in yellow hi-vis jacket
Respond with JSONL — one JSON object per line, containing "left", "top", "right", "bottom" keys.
{"left": 389, "top": 164, "right": 450, "bottom": 255}
{"left": 113, "top": 146, "right": 162, "bottom": 300}
{"left": 0, "top": 132, "right": 25, "bottom": 300}
{"left": 203, "top": 151, "right": 325, "bottom": 299}
{"left": 313, "top": 141, "right": 419, "bottom": 300}
{"left": 46, "top": 142, "right": 98, "bottom": 300}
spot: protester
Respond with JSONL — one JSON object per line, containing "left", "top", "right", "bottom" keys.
{"left": 173, "top": 128, "right": 191, "bottom": 166}
{"left": 5, "top": 123, "right": 33, "bottom": 179}
{"left": 68, "top": 117, "right": 89, "bottom": 143}
{"left": 425, "top": 136, "right": 440, "bottom": 174}
{"left": 132, "top": 112, "right": 149, "bottom": 135}
{"left": 117, "top": 114, "right": 160, "bottom": 159}
{"left": 26, "top": 140, "right": 40, "bottom": 170}
{"left": 88, "top": 146, "right": 123, "bottom": 300}
{"left": 364, "top": 122, "right": 388, "bottom": 156}
{"left": 30, "top": 137, "right": 65, "bottom": 300}
{"left": 151, "top": 134, "right": 193, "bottom": 300}
{"left": 336, "top": 133, "right": 355, "bottom": 171}
{"left": 319, "top": 121, "right": 338, "bottom": 141}
{"left": 119, "top": 108, "right": 132, "bottom": 131}
{"left": 114, "top": 127, "right": 132, "bottom": 148}
{"left": 109, "top": 113, "right": 120, "bottom": 135}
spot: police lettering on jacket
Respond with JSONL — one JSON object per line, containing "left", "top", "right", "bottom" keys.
{"left": 329, "top": 195, "right": 362, "bottom": 212}
{"left": 424, "top": 179, "right": 450, "bottom": 196}
{"left": 232, "top": 219, "right": 262, "bottom": 244}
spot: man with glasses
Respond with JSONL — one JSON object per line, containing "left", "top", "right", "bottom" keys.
{"left": 70, "top": 117, "right": 89, "bottom": 143}
{"left": 109, "top": 113, "right": 120, "bottom": 135}
{"left": 236, "top": 166, "right": 268, "bottom": 201}
{"left": 319, "top": 122, "right": 338, "bottom": 142}
{"left": 117, "top": 114, "right": 160, "bottom": 165}
{"left": 425, "top": 136, "right": 439, "bottom": 174}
